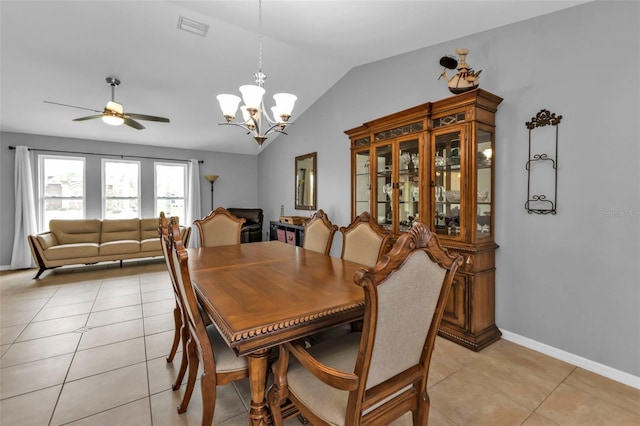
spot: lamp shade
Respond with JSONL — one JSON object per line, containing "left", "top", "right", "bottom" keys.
{"left": 273, "top": 93, "right": 297, "bottom": 116}
{"left": 239, "top": 85, "right": 265, "bottom": 110}
{"left": 205, "top": 175, "right": 219, "bottom": 183}
{"left": 217, "top": 94, "right": 241, "bottom": 119}
{"left": 271, "top": 106, "right": 285, "bottom": 124}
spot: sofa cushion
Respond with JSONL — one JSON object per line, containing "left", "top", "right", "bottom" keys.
{"left": 50, "top": 219, "right": 102, "bottom": 245}
{"left": 140, "top": 218, "right": 161, "bottom": 241}
{"left": 45, "top": 243, "right": 99, "bottom": 260}
{"left": 101, "top": 219, "right": 140, "bottom": 243}
{"left": 140, "top": 238, "right": 161, "bottom": 252}
{"left": 99, "top": 240, "right": 140, "bottom": 256}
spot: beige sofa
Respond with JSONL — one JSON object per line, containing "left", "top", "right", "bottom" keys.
{"left": 28, "top": 218, "right": 191, "bottom": 279}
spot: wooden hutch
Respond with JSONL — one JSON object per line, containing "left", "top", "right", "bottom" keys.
{"left": 345, "top": 89, "right": 502, "bottom": 351}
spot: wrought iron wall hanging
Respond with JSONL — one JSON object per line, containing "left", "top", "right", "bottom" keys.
{"left": 525, "top": 109, "right": 562, "bottom": 214}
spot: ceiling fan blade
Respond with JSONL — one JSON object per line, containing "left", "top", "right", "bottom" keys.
{"left": 126, "top": 113, "right": 170, "bottom": 123}
{"left": 44, "top": 101, "right": 102, "bottom": 113}
{"left": 123, "top": 117, "right": 145, "bottom": 130}
{"left": 73, "top": 114, "right": 103, "bottom": 122}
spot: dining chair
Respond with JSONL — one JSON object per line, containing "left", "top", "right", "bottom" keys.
{"left": 168, "top": 217, "right": 249, "bottom": 425}
{"left": 340, "top": 211, "right": 391, "bottom": 268}
{"left": 159, "top": 213, "right": 207, "bottom": 396}
{"left": 193, "top": 207, "right": 245, "bottom": 247}
{"left": 302, "top": 209, "right": 338, "bottom": 255}
{"left": 268, "top": 223, "right": 463, "bottom": 426}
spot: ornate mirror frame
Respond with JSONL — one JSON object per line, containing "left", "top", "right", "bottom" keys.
{"left": 295, "top": 152, "right": 317, "bottom": 211}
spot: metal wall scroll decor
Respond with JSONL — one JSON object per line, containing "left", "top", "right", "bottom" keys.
{"left": 525, "top": 109, "right": 562, "bottom": 214}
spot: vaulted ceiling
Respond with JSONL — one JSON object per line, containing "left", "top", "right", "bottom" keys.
{"left": 0, "top": 1, "right": 587, "bottom": 155}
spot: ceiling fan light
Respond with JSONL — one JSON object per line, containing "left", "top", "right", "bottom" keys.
{"left": 105, "top": 100, "right": 124, "bottom": 114}
{"left": 216, "top": 94, "right": 241, "bottom": 121}
{"left": 273, "top": 93, "right": 297, "bottom": 117}
{"left": 102, "top": 115, "right": 124, "bottom": 126}
{"left": 239, "top": 85, "right": 265, "bottom": 112}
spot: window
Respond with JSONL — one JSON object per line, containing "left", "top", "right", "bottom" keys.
{"left": 155, "top": 162, "right": 187, "bottom": 223}
{"left": 103, "top": 160, "right": 140, "bottom": 219}
{"left": 38, "top": 155, "right": 86, "bottom": 230}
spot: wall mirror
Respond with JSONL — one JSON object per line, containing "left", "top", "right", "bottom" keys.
{"left": 295, "top": 152, "right": 317, "bottom": 210}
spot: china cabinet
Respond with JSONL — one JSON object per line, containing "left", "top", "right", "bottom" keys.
{"left": 345, "top": 89, "right": 502, "bottom": 351}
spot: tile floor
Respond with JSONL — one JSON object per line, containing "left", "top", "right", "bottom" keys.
{"left": 1, "top": 259, "right": 639, "bottom": 425}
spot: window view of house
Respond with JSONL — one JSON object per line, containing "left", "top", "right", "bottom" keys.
{"left": 155, "top": 162, "right": 186, "bottom": 223}
{"left": 103, "top": 159, "right": 140, "bottom": 219}
{"left": 38, "top": 155, "right": 85, "bottom": 230}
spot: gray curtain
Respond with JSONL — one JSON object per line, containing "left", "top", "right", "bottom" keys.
{"left": 186, "top": 159, "right": 201, "bottom": 248}
{"left": 11, "top": 146, "right": 38, "bottom": 269}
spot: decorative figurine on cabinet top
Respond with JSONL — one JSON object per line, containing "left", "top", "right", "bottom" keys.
{"left": 438, "top": 48, "right": 482, "bottom": 94}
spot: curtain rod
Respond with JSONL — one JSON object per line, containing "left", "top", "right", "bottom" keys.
{"left": 8, "top": 145, "right": 204, "bottom": 164}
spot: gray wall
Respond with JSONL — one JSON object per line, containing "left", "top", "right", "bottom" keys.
{"left": 257, "top": 1, "right": 640, "bottom": 377}
{"left": 0, "top": 132, "right": 259, "bottom": 264}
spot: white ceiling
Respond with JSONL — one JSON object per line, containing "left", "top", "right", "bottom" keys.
{"left": 1, "top": 0, "right": 587, "bottom": 155}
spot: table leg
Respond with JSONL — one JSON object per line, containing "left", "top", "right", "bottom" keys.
{"left": 248, "top": 348, "right": 271, "bottom": 426}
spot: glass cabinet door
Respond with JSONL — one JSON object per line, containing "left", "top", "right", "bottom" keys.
{"left": 354, "top": 149, "right": 371, "bottom": 217}
{"left": 476, "top": 128, "right": 493, "bottom": 239}
{"left": 398, "top": 139, "right": 419, "bottom": 232}
{"left": 433, "top": 128, "right": 463, "bottom": 238}
{"left": 374, "top": 143, "right": 393, "bottom": 231}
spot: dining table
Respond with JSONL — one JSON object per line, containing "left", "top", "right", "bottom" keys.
{"left": 187, "top": 240, "right": 366, "bottom": 426}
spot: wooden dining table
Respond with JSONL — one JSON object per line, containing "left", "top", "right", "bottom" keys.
{"left": 187, "top": 240, "right": 366, "bottom": 426}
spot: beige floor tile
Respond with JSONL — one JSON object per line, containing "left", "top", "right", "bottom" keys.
{"left": 67, "top": 337, "right": 146, "bottom": 381}
{"left": 145, "top": 329, "right": 178, "bottom": 360}
{"left": 51, "top": 363, "right": 149, "bottom": 425}
{"left": 150, "top": 381, "right": 247, "bottom": 426}
{"left": 54, "top": 282, "right": 101, "bottom": 296}
{"left": 100, "top": 276, "right": 141, "bottom": 289}
{"left": 33, "top": 301, "right": 94, "bottom": 322}
{"left": 45, "top": 291, "right": 98, "bottom": 307}
{"left": 428, "top": 370, "right": 532, "bottom": 425}
{"left": 0, "top": 353, "right": 73, "bottom": 399}
{"left": 2, "top": 286, "right": 58, "bottom": 300}
{"left": 0, "top": 308, "right": 40, "bottom": 327}
{"left": 522, "top": 412, "right": 560, "bottom": 425}
{"left": 143, "top": 312, "right": 175, "bottom": 335}
{"left": 428, "top": 336, "right": 484, "bottom": 386}
{"left": 147, "top": 355, "right": 181, "bottom": 395}
{"left": 92, "top": 293, "right": 142, "bottom": 312}
{"left": 96, "top": 284, "right": 141, "bottom": 300}
{"left": 0, "top": 332, "right": 80, "bottom": 368}
{"left": 426, "top": 406, "right": 457, "bottom": 426}
{"left": 0, "top": 384, "right": 62, "bottom": 426}
{"left": 16, "top": 313, "right": 89, "bottom": 341}
{"left": 563, "top": 367, "right": 640, "bottom": 415}
{"left": 78, "top": 318, "right": 144, "bottom": 350}
{"left": 141, "top": 279, "right": 172, "bottom": 293}
{"left": 86, "top": 305, "right": 142, "bottom": 327}
{"left": 64, "top": 397, "right": 151, "bottom": 426}
{"left": 143, "top": 298, "right": 176, "bottom": 317}
{"left": 456, "top": 340, "right": 575, "bottom": 411}
{"left": 141, "top": 288, "right": 174, "bottom": 303}
{"left": 0, "top": 323, "right": 27, "bottom": 345}
{"left": 536, "top": 383, "right": 640, "bottom": 426}
{"left": 0, "top": 296, "right": 49, "bottom": 312}
{"left": 0, "top": 344, "right": 9, "bottom": 357}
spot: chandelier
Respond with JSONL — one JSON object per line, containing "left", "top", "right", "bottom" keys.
{"left": 216, "top": 0, "right": 297, "bottom": 148}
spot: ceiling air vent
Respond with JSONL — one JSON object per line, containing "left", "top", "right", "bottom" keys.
{"left": 177, "top": 16, "right": 209, "bottom": 37}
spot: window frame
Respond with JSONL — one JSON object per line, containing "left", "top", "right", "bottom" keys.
{"left": 102, "top": 158, "right": 141, "bottom": 219}
{"left": 154, "top": 161, "right": 188, "bottom": 223}
{"left": 37, "top": 155, "right": 86, "bottom": 231}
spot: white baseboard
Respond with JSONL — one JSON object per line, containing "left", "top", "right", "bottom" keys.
{"left": 501, "top": 329, "right": 640, "bottom": 390}
{"left": 0, "top": 265, "right": 12, "bottom": 271}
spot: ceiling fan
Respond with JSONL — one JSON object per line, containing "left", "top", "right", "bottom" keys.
{"left": 44, "top": 77, "right": 170, "bottom": 130}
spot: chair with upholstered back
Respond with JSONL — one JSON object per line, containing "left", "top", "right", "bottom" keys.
{"left": 268, "top": 223, "right": 463, "bottom": 426}
{"left": 168, "top": 217, "right": 249, "bottom": 425}
{"left": 302, "top": 209, "right": 338, "bottom": 255}
{"left": 193, "top": 207, "right": 245, "bottom": 247}
{"left": 340, "top": 212, "right": 390, "bottom": 267}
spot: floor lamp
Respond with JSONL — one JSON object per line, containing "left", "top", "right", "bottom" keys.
{"left": 205, "top": 175, "right": 219, "bottom": 211}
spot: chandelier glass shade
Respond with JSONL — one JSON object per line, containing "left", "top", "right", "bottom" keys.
{"left": 216, "top": 0, "right": 296, "bottom": 147}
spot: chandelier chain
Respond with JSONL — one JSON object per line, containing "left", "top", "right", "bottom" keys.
{"left": 257, "top": 0, "right": 263, "bottom": 80}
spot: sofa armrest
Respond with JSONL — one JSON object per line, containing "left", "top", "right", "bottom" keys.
{"left": 36, "top": 232, "right": 59, "bottom": 250}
